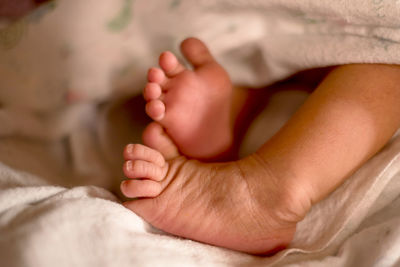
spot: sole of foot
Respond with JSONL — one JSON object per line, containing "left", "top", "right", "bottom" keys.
{"left": 142, "top": 37, "right": 234, "bottom": 160}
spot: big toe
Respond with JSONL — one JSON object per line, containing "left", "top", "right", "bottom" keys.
{"left": 142, "top": 122, "right": 179, "bottom": 160}
{"left": 180, "top": 37, "right": 215, "bottom": 68}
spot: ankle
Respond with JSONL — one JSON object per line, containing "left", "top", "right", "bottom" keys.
{"left": 239, "top": 153, "right": 313, "bottom": 224}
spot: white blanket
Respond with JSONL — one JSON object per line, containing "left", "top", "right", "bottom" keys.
{"left": 1, "top": 0, "right": 400, "bottom": 266}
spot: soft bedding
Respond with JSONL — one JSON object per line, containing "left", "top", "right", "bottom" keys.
{"left": 1, "top": 0, "right": 400, "bottom": 266}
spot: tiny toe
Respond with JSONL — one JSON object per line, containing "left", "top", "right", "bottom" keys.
{"left": 145, "top": 99, "right": 165, "bottom": 121}
{"left": 124, "top": 144, "right": 165, "bottom": 167}
{"left": 143, "top": 83, "right": 162, "bottom": 101}
{"left": 123, "top": 160, "right": 167, "bottom": 181}
{"left": 159, "top": 51, "right": 185, "bottom": 77}
{"left": 142, "top": 122, "right": 179, "bottom": 160}
{"left": 121, "top": 179, "right": 162, "bottom": 198}
{"left": 180, "top": 37, "right": 215, "bottom": 68}
{"left": 147, "top": 67, "right": 166, "bottom": 85}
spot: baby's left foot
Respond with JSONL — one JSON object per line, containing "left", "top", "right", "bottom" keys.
{"left": 121, "top": 123, "right": 308, "bottom": 254}
{"left": 143, "top": 38, "right": 233, "bottom": 160}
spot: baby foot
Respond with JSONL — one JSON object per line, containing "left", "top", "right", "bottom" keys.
{"left": 143, "top": 38, "right": 233, "bottom": 160}
{"left": 121, "top": 123, "right": 308, "bottom": 254}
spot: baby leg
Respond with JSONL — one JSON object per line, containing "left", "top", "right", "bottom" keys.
{"left": 256, "top": 64, "right": 400, "bottom": 204}
{"left": 123, "top": 64, "right": 400, "bottom": 254}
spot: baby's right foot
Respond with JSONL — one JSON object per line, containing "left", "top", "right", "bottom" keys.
{"left": 143, "top": 38, "right": 233, "bottom": 160}
{"left": 122, "top": 124, "right": 310, "bottom": 254}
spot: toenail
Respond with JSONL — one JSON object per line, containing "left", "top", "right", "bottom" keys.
{"left": 121, "top": 181, "right": 134, "bottom": 197}
{"left": 120, "top": 180, "right": 128, "bottom": 191}
{"left": 127, "top": 144, "right": 134, "bottom": 155}
{"left": 126, "top": 161, "right": 133, "bottom": 171}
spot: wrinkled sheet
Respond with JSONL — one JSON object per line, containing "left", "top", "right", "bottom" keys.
{"left": 1, "top": 0, "right": 400, "bottom": 266}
